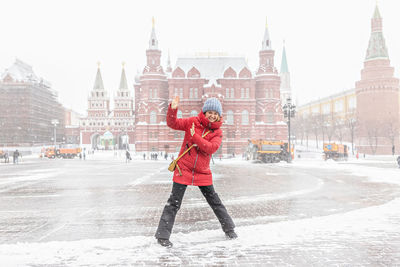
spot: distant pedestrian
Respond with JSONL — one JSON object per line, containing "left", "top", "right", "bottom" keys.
{"left": 356, "top": 152, "right": 359, "bottom": 160}
{"left": 83, "top": 151, "right": 86, "bottom": 160}
{"left": 126, "top": 150, "right": 131, "bottom": 163}
{"left": 397, "top": 155, "right": 400, "bottom": 168}
{"left": 13, "top": 149, "right": 20, "bottom": 164}
{"left": 3, "top": 152, "right": 9, "bottom": 163}
{"left": 143, "top": 153, "right": 146, "bottom": 160}
{"left": 392, "top": 145, "right": 396, "bottom": 156}
{"left": 155, "top": 96, "right": 236, "bottom": 248}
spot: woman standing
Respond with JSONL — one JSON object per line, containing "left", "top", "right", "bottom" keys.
{"left": 155, "top": 96, "right": 237, "bottom": 247}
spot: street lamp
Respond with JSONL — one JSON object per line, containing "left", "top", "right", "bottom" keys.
{"left": 283, "top": 97, "right": 296, "bottom": 162}
{"left": 51, "top": 119, "right": 59, "bottom": 147}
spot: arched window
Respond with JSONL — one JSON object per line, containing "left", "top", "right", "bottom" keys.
{"left": 190, "top": 110, "right": 197, "bottom": 117}
{"left": 227, "top": 110, "right": 234, "bottom": 125}
{"left": 267, "top": 112, "right": 274, "bottom": 123}
{"left": 189, "top": 88, "right": 193, "bottom": 98}
{"left": 241, "top": 110, "right": 249, "bottom": 125}
{"left": 231, "top": 88, "right": 235, "bottom": 98}
{"left": 194, "top": 88, "right": 198, "bottom": 98}
{"left": 150, "top": 111, "right": 157, "bottom": 124}
{"left": 226, "top": 88, "right": 230, "bottom": 98}
{"left": 177, "top": 110, "right": 183, "bottom": 119}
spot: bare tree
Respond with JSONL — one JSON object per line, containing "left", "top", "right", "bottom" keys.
{"left": 344, "top": 112, "right": 357, "bottom": 154}
{"left": 310, "top": 114, "right": 320, "bottom": 148}
{"left": 384, "top": 120, "right": 399, "bottom": 155}
{"left": 335, "top": 116, "right": 345, "bottom": 144}
{"left": 365, "top": 120, "right": 379, "bottom": 155}
{"left": 292, "top": 116, "right": 304, "bottom": 145}
{"left": 325, "top": 113, "right": 336, "bottom": 143}
{"left": 303, "top": 116, "right": 312, "bottom": 149}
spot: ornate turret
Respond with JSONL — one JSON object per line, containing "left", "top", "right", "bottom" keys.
{"left": 144, "top": 17, "right": 164, "bottom": 74}
{"left": 257, "top": 18, "right": 276, "bottom": 74}
{"left": 87, "top": 62, "right": 110, "bottom": 117}
{"left": 365, "top": 4, "right": 388, "bottom": 61}
{"left": 119, "top": 62, "right": 128, "bottom": 90}
{"left": 355, "top": 3, "right": 400, "bottom": 155}
{"left": 280, "top": 41, "right": 291, "bottom": 104}
{"left": 114, "top": 63, "right": 133, "bottom": 119}
{"left": 93, "top": 62, "right": 105, "bottom": 90}
{"left": 166, "top": 50, "right": 172, "bottom": 73}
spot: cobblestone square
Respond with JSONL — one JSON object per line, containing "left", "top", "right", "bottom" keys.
{"left": 0, "top": 152, "right": 400, "bottom": 266}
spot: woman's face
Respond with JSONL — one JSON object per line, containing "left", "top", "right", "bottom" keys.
{"left": 205, "top": 111, "right": 220, "bottom": 122}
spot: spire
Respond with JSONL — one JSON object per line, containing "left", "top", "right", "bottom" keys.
{"left": 93, "top": 62, "right": 105, "bottom": 90}
{"left": 166, "top": 50, "right": 172, "bottom": 72}
{"left": 373, "top": 3, "right": 381, "bottom": 19}
{"left": 365, "top": 3, "right": 388, "bottom": 61}
{"left": 261, "top": 17, "right": 271, "bottom": 50}
{"left": 119, "top": 62, "right": 128, "bottom": 90}
{"left": 280, "top": 41, "right": 289, "bottom": 73}
{"left": 149, "top": 17, "right": 159, "bottom": 49}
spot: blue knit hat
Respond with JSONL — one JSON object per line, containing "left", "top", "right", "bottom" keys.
{"left": 202, "top": 97, "right": 222, "bottom": 116}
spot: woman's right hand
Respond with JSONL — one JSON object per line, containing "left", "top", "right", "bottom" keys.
{"left": 171, "top": 96, "right": 180, "bottom": 109}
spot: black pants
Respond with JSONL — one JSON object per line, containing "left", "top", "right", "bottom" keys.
{"left": 155, "top": 182, "right": 235, "bottom": 240}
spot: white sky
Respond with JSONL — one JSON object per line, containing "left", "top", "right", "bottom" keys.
{"left": 0, "top": 0, "right": 399, "bottom": 114}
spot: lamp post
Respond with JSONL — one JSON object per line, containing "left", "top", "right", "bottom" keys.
{"left": 283, "top": 97, "right": 296, "bottom": 162}
{"left": 51, "top": 119, "right": 59, "bottom": 147}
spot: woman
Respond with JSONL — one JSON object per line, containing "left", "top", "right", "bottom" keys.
{"left": 155, "top": 96, "right": 237, "bottom": 247}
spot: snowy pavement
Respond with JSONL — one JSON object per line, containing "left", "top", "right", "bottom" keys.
{"left": 0, "top": 152, "right": 400, "bottom": 266}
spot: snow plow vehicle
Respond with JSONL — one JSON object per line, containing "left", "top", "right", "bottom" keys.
{"left": 247, "top": 140, "right": 291, "bottom": 163}
{"left": 44, "top": 147, "right": 82, "bottom": 159}
{"left": 323, "top": 143, "right": 348, "bottom": 161}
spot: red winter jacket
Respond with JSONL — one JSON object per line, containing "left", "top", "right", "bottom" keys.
{"left": 167, "top": 104, "right": 223, "bottom": 186}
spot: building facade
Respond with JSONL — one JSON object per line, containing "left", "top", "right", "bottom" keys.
{"left": 80, "top": 20, "right": 289, "bottom": 154}
{"left": 355, "top": 5, "right": 400, "bottom": 154}
{"left": 296, "top": 4, "right": 400, "bottom": 155}
{"left": 0, "top": 59, "right": 65, "bottom": 146}
{"left": 133, "top": 20, "right": 287, "bottom": 155}
{"left": 80, "top": 64, "right": 135, "bottom": 150}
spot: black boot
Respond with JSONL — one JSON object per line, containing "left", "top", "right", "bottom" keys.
{"left": 157, "top": 238, "right": 173, "bottom": 248}
{"left": 225, "top": 230, "right": 238, "bottom": 239}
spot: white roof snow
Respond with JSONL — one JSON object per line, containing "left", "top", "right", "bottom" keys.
{"left": 1, "top": 59, "right": 51, "bottom": 87}
{"left": 174, "top": 57, "right": 249, "bottom": 80}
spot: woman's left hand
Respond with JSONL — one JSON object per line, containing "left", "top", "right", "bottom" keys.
{"left": 190, "top": 122, "right": 195, "bottom": 136}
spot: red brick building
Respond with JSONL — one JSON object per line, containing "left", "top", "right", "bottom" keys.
{"left": 355, "top": 5, "right": 400, "bottom": 154}
{"left": 133, "top": 20, "right": 287, "bottom": 154}
{"left": 0, "top": 59, "right": 65, "bottom": 146}
{"left": 80, "top": 64, "right": 135, "bottom": 150}
{"left": 80, "top": 20, "right": 288, "bottom": 154}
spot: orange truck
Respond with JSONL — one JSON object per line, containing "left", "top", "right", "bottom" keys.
{"left": 247, "top": 140, "right": 292, "bottom": 163}
{"left": 323, "top": 143, "right": 348, "bottom": 161}
{"left": 44, "top": 147, "right": 82, "bottom": 159}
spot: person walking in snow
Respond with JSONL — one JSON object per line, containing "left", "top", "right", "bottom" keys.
{"left": 125, "top": 150, "right": 131, "bottom": 163}
{"left": 13, "top": 149, "right": 20, "bottom": 164}
{"left": 397, "top": 155, "right": 400, "bottom": 168}
{"left": 155, "top": 96, "right": 237, "bottom": 248}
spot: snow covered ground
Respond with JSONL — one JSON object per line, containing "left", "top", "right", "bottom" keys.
{"left": 0, "top": 151, "right": 399, "bottom": 266}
